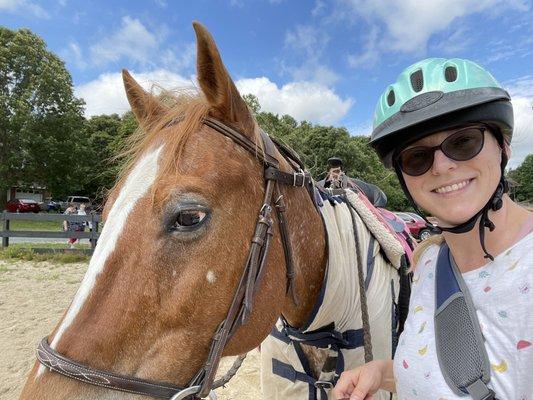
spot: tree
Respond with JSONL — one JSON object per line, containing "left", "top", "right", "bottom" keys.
{"left": 508, "top": 154, "right": 533, "bottom": 203}
{"left": 242, "top": 94, "right": 410, "bottom": 210}
{"left": 0, "top": 27, "right": 86, "bottom": 205}
{"left": 81, "top": 112, "right": 138, "bottom": 204}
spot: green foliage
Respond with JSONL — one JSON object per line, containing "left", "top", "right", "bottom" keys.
{"left": 0, "top": 245, "right": 90, "bottom": 263}
{"left": 508, "top": 154, "right": 533, "bottom": 203}
{"left": 248, "top": 110, "right": 409, "bottom": 210}
{"left": 0, "top": 27, "right": 87, "bottom": 203}
{"left": 243, "top": 93, "right": 261, "bottom": 114}
{"left": 82, "top": 113, "right": 127, "bottom": 202}
{"left": 0, "top": 27, "right": 138, "bottom": 206}
{"left": 73, "top": 111, "right": 138, "bottom": 205}
{"left": 0, "top": 26, "right": 409, "bottom": 213}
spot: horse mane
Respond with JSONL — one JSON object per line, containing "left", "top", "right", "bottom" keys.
{"left": 110, "top": 85, "right": 263, "bottom": 204}
{"left": 411, "top": 234, "right": 444, "bottom": 269}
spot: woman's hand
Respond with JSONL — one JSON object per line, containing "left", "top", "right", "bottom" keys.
{"left": 332, "top": 359, "right": 393, "bottom": 400}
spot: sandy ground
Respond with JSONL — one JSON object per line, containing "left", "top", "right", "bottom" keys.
{"left": 0, "top": 259, "right": 261, "bottom": 399}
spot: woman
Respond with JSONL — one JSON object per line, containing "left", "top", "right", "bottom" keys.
{"left": 333, "top": 59, "right": 532, "bottom": 399}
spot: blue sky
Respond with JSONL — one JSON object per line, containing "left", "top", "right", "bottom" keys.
{"left": 2, "top": 0, "right": 532, "bottom": 167}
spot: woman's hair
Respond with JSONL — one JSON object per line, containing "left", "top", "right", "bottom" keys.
{"left": 411, "top": 234, "right": 444, "bottom": 271}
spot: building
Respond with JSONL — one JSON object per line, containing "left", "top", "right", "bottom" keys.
{"left": 7, "top": 184, "right": 50, "bottom": 203}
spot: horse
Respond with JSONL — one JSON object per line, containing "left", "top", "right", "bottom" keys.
{"left": 19, "top": 22, "right": 407, "bottom": 400}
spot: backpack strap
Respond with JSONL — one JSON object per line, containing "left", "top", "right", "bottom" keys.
{"left": 434, "top": 244, "right": 497, "bottom": 400}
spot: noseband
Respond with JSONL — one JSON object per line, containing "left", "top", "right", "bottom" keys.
{"left": 37, "top": 116, "right": 314, "bottom": 399}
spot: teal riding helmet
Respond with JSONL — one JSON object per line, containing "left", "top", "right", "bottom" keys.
{"left": 370, "top": 58, "right": 515, "bottom": 260}
{"left": 370, "top": 58, "right": 513, "bottom": 167}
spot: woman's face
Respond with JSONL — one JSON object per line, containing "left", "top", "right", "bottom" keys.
{"left": 401, "top": 127, "right": 503, "bottom": 227}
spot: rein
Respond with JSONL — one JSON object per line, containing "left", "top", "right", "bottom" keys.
{"left": 36, "top": 116, "right": 314, "bottom": 399}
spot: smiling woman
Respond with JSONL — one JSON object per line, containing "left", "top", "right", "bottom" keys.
{"left": 334, "top": 58, "right": 533, "bottom": 400}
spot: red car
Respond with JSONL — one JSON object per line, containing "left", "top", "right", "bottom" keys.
{"left": 394, "top": 212, "right": 436, "bottom": 241}
{"left": 6, "top": 198, "right": 41, "bottom": 213}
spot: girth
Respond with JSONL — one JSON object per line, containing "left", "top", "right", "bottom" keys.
{"left": 36, "top": 116, "right": 315, "bottom": 399}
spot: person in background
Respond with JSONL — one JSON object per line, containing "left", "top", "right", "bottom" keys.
{"left": 317, "top": 156, "right": 388, "bottom": 208}
{"left": 77, "top": 203, "right": 89, "bottom": 244}
{"left": 63, "top": 204, "right": 77, "bottom": 249}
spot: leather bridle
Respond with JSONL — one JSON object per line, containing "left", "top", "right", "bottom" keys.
{"left": 37, "top": 116, "right": 315, "bottom": 399}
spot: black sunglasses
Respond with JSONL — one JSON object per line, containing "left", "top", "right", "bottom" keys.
{"left": 397, "top": 126, "right": 486, "bottom": 176}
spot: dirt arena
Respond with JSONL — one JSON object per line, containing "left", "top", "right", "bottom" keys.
{"left": 0, "top": 259, "right": 261, "bottom": 399}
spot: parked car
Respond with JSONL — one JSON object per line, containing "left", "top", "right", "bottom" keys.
{"left": 60, "top": 196, "right": 92, "bottom": 211}
{"left": 40, "top": 199, "right": 62, "bottom": 212}
{"left": 394, "top": 212, "right": 437, "bottom": 241}
{"left": 6, "top": 198, "right": 41, "bottom": 213}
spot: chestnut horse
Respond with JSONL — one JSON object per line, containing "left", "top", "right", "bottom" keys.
{"left": 19, "top": 22, "right": 404, "bottom": 400}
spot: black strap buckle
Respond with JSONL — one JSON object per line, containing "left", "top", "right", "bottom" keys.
{"left": 293, "top": 170, "right": 306, "bottom": 187}
{"left": 314, "top": 380, "right": 334, "bottom": 390}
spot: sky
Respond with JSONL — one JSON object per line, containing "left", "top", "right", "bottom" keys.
{"left": 1, "top": 0, "right": 532, "bottom": 168}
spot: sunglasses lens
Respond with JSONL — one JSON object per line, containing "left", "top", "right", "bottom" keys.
{"left": 442, "top": 128, "right": 484, "bottom": 161}
{"left": 399, "top": 127, "right": 485, "bottom": 176}
{"left": 400, "top": 147, "right": 433, "bottom": 176}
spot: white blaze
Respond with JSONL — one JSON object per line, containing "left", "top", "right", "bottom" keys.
{"left": 37, "top": 146, "right": 163, "bottom": 376}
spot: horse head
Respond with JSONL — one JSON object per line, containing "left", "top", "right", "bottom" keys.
{"left": 20, "top": 22, "right": 326, "bottom": 400}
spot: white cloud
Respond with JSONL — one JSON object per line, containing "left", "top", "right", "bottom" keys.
{"left": 433, "top": 26, "right": 475, "bottom": 55}
{"left": 61, "top": 41, "right": 87, "bottom": 69}
{"left": 288, "top": 62, "right": 340, "bottom": 86}
{"left": 505, "top": 76, "right": 533, "bottom": 168}
{"left": 236, "top": 77, "right": 353, "bottom": 124}
{"left": 76, "top": 72, "right": 353, "bottom": 125}
{"left": 0, "top": 0, "right": 49, "bottom": 18}
{"left": 90, "top": 16, "right": 160, "bottom": 66}
{"left": 285, "top": 25, "right": 328, "bottom": 57}
{"left": 311, "top": 0, "right": 326, "bottom": 17}
{"left": 283, "top": 24, "right": 340, "bottom": 86}
{"left": 159, "top": 42, "right": 196, "bottom": 72}
{"left": 75, "top": 70, "right": 193, "bottom": 117}
{"left": 347, "top": 25, "right": 380, "bottom": 68}
{"left": 344, "top": 0, "right": 528, "bottom": 55}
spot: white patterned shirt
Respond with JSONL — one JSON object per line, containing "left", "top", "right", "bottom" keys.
{"left": 394, "top": 232, "right": 533, "bottom": 400}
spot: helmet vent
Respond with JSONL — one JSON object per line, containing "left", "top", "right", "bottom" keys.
{"left": 410, "top": 70, "right": 424, "bottom": 92}
{"left": 445, "top": 66, "right": 458, "bottom": 82}
{"left": 387, "top": 90, "right": 395, "bottom": 106}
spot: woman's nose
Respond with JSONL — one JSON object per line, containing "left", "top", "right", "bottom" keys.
{"left": 431, "top": 149, "right": 457, "bottom": 175}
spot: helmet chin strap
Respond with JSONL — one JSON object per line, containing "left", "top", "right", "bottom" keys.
{"left": 393, "top": 161, "right": 508, "bottom": 261}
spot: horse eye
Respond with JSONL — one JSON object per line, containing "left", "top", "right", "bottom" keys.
{"left": 171, "top": 210, "right": 207, "bottom": 230}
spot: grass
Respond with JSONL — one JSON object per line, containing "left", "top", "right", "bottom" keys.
{"left": 8, "top": 219, "right": 63, "bottom": 231}
{"left": 0, "top": 244, "right": 90, "bottom": 263}
{"left": 7, "top": 242, "right": 90, "bottom": 250}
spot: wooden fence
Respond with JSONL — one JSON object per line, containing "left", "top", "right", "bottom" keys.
{"left": 1, "top": 212, "right": 101, "bottom": 250}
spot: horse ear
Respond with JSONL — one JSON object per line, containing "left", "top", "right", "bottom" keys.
{"left": 192, "top": 21, "right": 255, "bottom": 133}
{"left": 122, "top": 69, "right": 166, "bottom": 126}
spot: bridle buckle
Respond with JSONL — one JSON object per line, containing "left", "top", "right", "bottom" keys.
{"left": 293, "top": 169, "right": 306, "bottom": 187}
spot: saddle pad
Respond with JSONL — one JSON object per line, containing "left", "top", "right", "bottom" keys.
{"left": 344, "top": 189, "right": 406, "bottom": 269}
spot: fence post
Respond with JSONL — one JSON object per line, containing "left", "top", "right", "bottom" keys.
{"left": 2, "top": 212, "right": 9, "bottom": 248}
{"left": 91, "top": 214, "right": 99, "bottom": 250}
